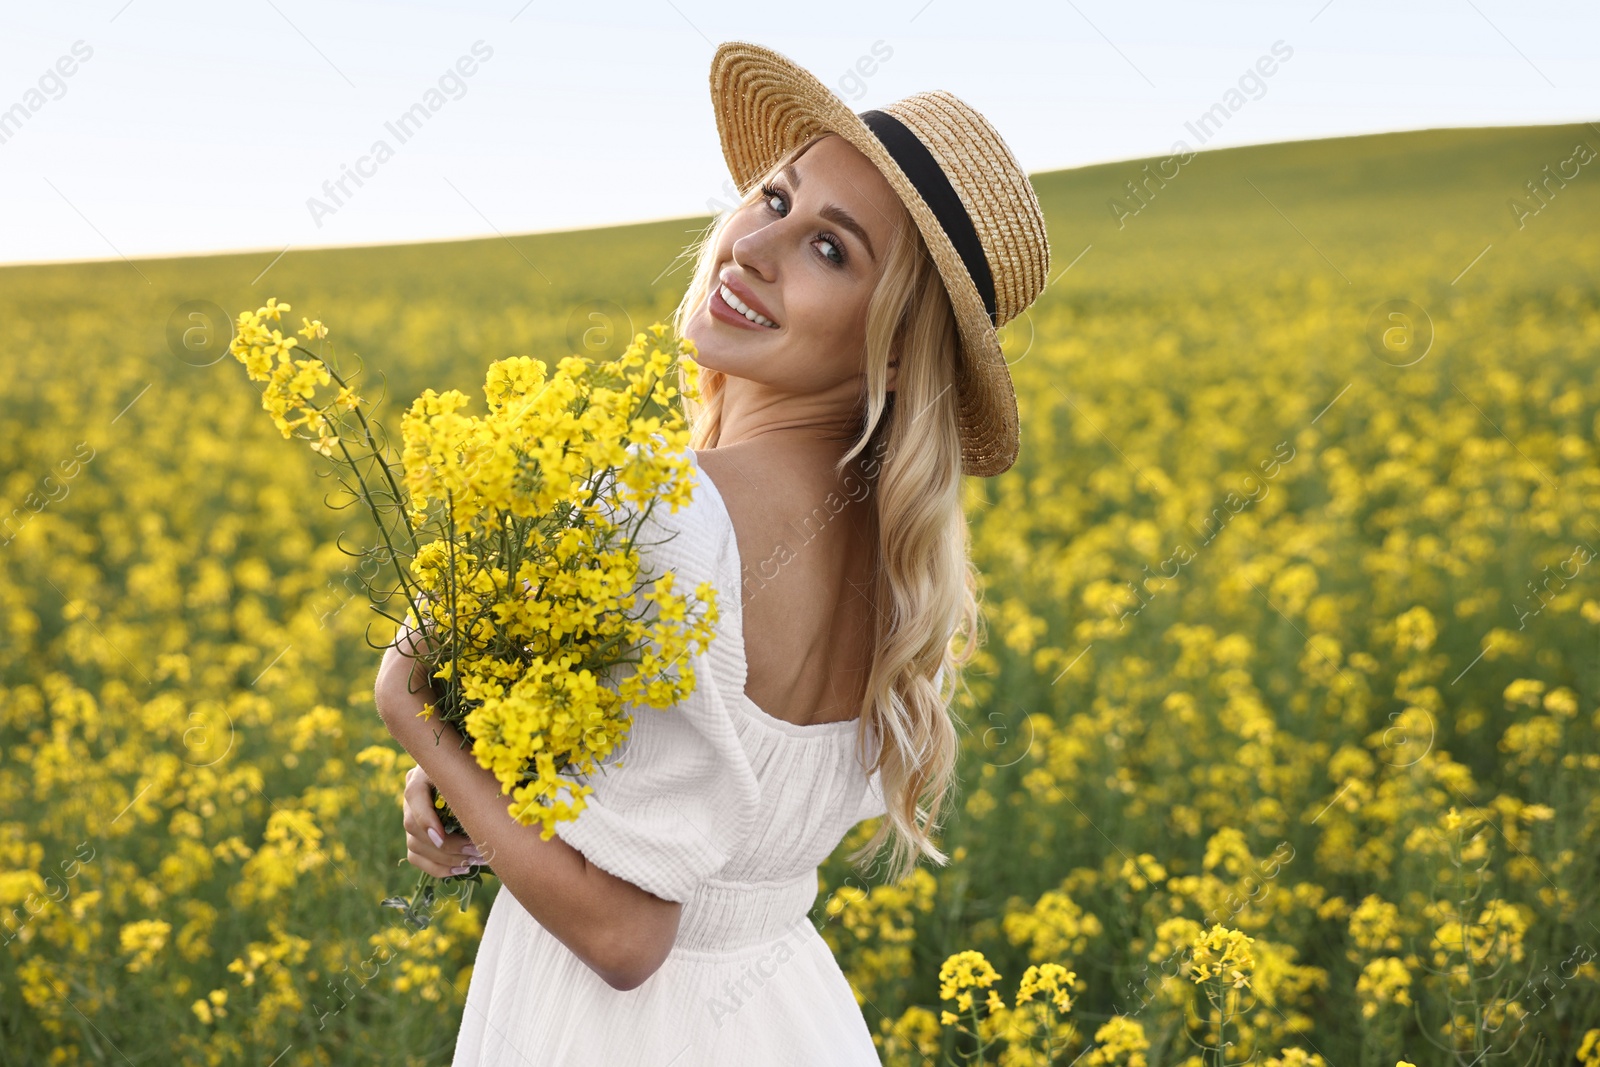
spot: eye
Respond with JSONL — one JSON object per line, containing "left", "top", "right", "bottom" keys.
{"left": 758, "top": 181, "right": 847, "bottom": 268}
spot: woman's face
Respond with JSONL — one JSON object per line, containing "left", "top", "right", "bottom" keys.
{"left": 685, "top": 132, "right": 906, "bottom": 413}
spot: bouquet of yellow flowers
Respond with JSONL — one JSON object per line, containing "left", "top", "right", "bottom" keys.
{"left": 229, "top": 298, "right": 719, "bottom": 928}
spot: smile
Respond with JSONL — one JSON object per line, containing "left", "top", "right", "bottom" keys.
{"left": 716, "top": 283, "right": 780, "bottom": 329}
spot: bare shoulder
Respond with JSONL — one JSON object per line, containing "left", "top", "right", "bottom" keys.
{"left": 693, "top": 444, "right": 786, "bottom": 568}
{"left": 692, "top": 439, "right": 880, "bottom": 726}
{"left": 692, "top": 440, "right": 861, "bottom": 560}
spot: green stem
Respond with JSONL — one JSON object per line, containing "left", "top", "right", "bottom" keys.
{"left": 319, "top": 358, "right": 417, "bottom": 550}
{"left": 1210, "top": 981, "right": 1229, "bottom": 1067}
{"left": 329, "top": 424, "right": 427, "bottom": 640}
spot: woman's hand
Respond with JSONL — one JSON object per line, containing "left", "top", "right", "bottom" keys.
{"left": 402, "top": 765, "right": 490, "bottom": 877}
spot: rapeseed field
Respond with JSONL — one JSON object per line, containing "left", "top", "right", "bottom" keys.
{"left": 3, "top": 121, "right": 1596, "bottom": 1065}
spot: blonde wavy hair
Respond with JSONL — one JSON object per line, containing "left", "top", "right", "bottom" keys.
{"left": 667, "top": 131, "right": 985, "bottom": 885}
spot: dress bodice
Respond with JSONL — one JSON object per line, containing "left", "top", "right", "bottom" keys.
{"left": 550, "top": 440, "right": 885, "bottom": 953}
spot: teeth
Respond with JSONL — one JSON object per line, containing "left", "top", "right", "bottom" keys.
{"left": 720, "top": 284, "right": 777, "bottom": 328}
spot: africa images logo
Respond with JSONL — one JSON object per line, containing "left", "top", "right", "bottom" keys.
{"left": 306, "top": 40, "right": 495, "bottom": 228}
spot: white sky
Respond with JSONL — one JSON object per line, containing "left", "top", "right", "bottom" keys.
{"left": 1, "top": 0, "right": 1595, "bottom": 266}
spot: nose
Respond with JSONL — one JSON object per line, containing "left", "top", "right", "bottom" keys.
{"left": 729, "top": 205, "right": 798, "bottom": 279}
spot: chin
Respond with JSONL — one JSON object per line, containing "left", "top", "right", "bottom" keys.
{"left": 680, "top": 332, "right": 728, "bottom": 374}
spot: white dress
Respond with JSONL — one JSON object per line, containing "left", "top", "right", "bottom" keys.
{"left": 450, "top": 443, "right": 888, "bottom": 1066}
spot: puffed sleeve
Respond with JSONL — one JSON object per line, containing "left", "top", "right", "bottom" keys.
{"left": 856, "top": 766, "right": 887, "bottom": 822}
{"left": 549, "top": 442, "right": 760, "bottom": 904}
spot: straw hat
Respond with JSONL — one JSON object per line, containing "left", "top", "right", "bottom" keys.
{"left": 708, "top": 41, "right": 1051, "bottom": 478}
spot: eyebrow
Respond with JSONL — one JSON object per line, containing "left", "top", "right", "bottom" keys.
{"left": 780, "top": 162, "right": 877, "bottom": 264}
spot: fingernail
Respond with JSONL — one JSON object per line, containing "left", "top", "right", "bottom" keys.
{"left": 450, "top": 865, "right": 471, "bottom": 876}
{"left": 467, "top": 857, "right": 489, "bottom": 867}
{"left": 428, "top": 828, "right": 444, "bottom": 848}
{"left": 463, "top": 845, "right": 482, "bottom": 860}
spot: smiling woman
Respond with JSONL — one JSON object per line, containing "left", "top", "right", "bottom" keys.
{"left": 696, "top": 133, "right": 904, "bottom": 361}
{"left": 437, "top": 37, "right": 1053, "bottom": 1067}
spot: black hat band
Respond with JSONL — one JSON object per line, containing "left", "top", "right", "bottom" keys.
{"left": 858, "top": 108, "right": 998, "bottom": 326}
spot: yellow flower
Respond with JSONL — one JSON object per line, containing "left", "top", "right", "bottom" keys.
{"left": 1356, "top": 956, "right": 1413, "bottom": 1018}
{"left": 1187, "top": 924, "right": 1255, "bottom": 989}
{"left": 938, "top": 949, "right": 1003, "bottom": 1025}
{"left": 1347, "top": 895, "right": 1404, "bottom": 959}
{"left": 1085, "top": 1015, "right": 1150, "bottom": 1067}
{"left": 190, "top": 988, "right": 228, "bottom": 1025}
{"left": 1263, "top": 1050, "right": 1327, "bottom": 1067}
{"left": 1015, "top": 962, "right": 1076, "bottom": 1014}
{"left": 883, "top": 1006, "right": 942, "bottom": 1059}
{"left": 119, "top": 919, "right": 172, "bottom": 973}
{"left": 1578, "top": 1029, "right": 1600, "bottom": 1067}
{"left": 1003, "top": 889, "right": 1103, "bottom": 961}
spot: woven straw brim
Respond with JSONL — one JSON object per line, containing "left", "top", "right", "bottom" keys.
{"left": 709, "top": 41, "right": 1050, "bottom": 478}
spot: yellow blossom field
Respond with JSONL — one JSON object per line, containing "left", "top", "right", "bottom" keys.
{"left": 2, "top": 121, "right": 1598, "bottom": 1065}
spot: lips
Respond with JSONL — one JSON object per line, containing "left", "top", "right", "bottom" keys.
{"left": 718, "top": 271, "right": 780, "bottom": 328}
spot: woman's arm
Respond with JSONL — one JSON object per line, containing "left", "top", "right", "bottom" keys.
{"left": 373, "top": 635, "right": 682, "bottom": 991}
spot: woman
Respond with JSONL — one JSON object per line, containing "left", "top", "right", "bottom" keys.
{"left": 375, "top": 39, "right": 1052, "bottom": 1065}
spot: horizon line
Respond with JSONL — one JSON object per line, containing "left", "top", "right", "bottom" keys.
{"left": 3, "top": 116, "right": 1594, "bottom": 272}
